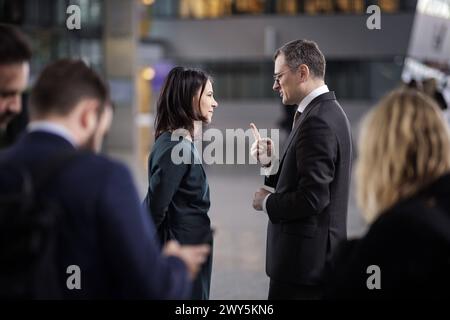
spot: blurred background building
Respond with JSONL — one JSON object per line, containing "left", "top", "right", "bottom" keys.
{"left": 1, "top": 0, "right": 419, "bottom": 166}
{"left": 3, "top": 0, "right": 450, "bottom": 299}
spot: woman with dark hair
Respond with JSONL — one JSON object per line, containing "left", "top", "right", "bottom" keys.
{"left": 144, "top": 67, "right": 218, "bottom": 300}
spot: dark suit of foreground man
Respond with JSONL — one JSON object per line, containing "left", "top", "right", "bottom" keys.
{"left": 0, "top": 59, "right": 209, "bottom": 299}
{"left": 251, "top": 40, "right": 352, "bottom": 299}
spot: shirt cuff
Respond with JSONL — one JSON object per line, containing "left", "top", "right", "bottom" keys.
{"left": 263, "top": 194, "right": 271, "bottom": 213}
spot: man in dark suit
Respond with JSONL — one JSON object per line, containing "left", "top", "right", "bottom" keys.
{"left": 251, "top": 39, "right": 352, "bottom": 299}
{"left": 0, "top": 59, "right": 209, "bottom": 299}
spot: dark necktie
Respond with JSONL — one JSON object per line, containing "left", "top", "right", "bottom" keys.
{"left": 292, "top": 111, "right": 302, "bottom": 130}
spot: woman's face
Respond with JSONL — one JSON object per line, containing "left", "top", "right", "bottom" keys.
{"left": 195, "top": 80, "right": 218, "bottom": 124}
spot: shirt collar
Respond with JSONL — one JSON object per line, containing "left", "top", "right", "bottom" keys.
{"left": 28, "top": 121, "right": 77, "bottom": 147}
{"left": 297, "top": 85, "right": 329, "bottom": 113}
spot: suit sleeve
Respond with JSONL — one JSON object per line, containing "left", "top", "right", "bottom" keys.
{"left": 98, "top": 162, "right": 191, "bottom": 299}
{"left": 145, "top": 146, "right": 189, "bottom": 229}
{"left": 266, "top": 115, "right": 337, "bottom": 223}
{"left": 264, "top": 171, "right": 278, "bottom": 188}
{"left": 264, "top": 154, "right": 281, "bottom": 188}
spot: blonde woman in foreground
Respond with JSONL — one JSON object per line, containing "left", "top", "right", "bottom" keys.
{"left": 325, "top": 87, "right": 450, "bottom": 299}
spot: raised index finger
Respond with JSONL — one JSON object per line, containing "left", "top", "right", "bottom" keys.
{"left": 250, "top": 123, "right": 261, "bottom": 141}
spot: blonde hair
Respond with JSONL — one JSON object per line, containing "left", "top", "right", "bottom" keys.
{"left": 356, "top": 87, "right": 450, "bottom": 223}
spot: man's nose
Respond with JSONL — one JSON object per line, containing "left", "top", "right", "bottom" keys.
{"left": 273, "top": 81, "right": 280, "bottom": 92}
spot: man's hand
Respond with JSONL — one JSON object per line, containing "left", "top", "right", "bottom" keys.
{"left": 250, "top": 123, "right": 273, "bottom": 167}
{"left": 253, "top": 188, "right": 271, "bottom": 211}
{"left": 163, "top": 240, "right": 211, "bottom": 280}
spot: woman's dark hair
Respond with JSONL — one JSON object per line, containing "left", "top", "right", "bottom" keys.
{"left": 155, "top": 67, "right": 210, "bottom": 139}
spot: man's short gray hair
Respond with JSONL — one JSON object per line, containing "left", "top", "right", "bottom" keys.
{"left": 273, "top": 39, "right": 326, "bottom": 79}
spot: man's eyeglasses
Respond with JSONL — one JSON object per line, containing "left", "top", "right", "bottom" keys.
{"left": 273, "top": 70, "right": 289, "bottom": 84}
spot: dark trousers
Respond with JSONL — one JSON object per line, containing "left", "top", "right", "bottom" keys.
{"left": 268, "top": 279, "right": 323, "bottom": 300}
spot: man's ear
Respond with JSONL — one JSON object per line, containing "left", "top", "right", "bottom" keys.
{"left": 298, "top": 64, "right": 310, "bottom": 83}
{"left": 80, "top": 99, "right": 99, "bottom": 132}
{"left": 98, "top": 105, "right": 113, "bottom": 136}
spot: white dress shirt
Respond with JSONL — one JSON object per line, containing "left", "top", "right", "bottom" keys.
{"left": 262, "top": 85, "right": 330, "bottom": 213}
{"left": 296, "top": 84, "right": 329, "bottom": 113}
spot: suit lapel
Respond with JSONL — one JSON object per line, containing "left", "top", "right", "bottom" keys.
{"left": 278, "top": 92, "right": 337, "bottom": 166}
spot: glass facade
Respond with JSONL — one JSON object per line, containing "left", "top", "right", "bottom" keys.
{"left": 180, "top": 59, "right": 403, "bottom": 100}
{"left": 0, "top": 0, "right": 104, "bottom": 74}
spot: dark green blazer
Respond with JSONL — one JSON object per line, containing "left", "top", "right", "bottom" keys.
{"left": 143, "top": 131, "right": 213, "bottom": 300}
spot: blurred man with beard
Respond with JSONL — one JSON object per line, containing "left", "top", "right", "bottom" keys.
{"left": 0, "top": 24, "right": 31, "bottom": 147}
{"left": 0, "top": 59, "right": 209, "bottom": 299}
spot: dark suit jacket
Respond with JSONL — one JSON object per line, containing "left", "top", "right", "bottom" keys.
{"left": 0, "top": 131, "right": 191, "bottom": 299}
{"left": 325, "top": 173, "right": 450, "bottom": 299}
{"left": 265, "top": 91, "right": 352, "bottom": 286}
